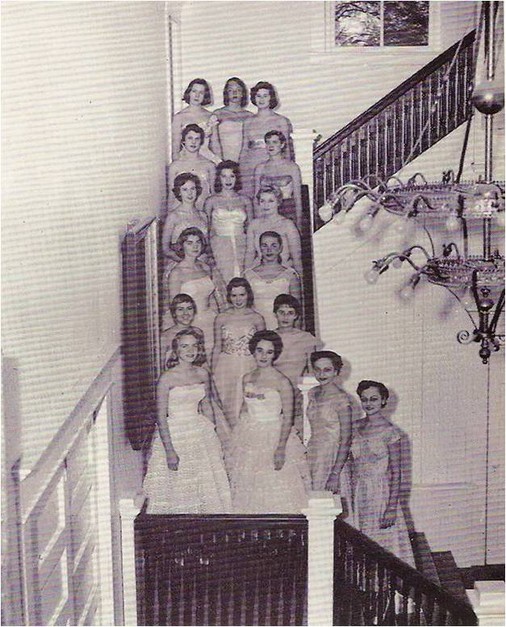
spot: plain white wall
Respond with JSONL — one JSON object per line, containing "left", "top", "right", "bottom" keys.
{"left": 2, "top": 1, "right": 168, "bottom": 470}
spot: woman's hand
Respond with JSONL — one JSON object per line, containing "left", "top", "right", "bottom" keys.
{"left": 273, "top": 446, "right": 286, "bottom": 470}
{"left": 325, "top": 472, "right": 340, "bottom": 494}
{"left": 165, "top": 449, "right": 180, "bottom": 471}
{"left": 380, "top": 506, "right": 397, "bottom": 528}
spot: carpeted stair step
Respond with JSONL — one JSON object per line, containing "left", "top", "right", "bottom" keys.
{"left": 459, "top": 563, "right": 505, "bottom": 589}
{"left": 432, "top": 550, "right": 471, "bottom": 605}
{"left": 410, "top": 532, "right": 440, "bottom": 586}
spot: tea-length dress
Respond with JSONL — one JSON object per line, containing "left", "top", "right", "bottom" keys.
{"left": 143, "top": 383, "right": 232, "bottom": 514}
{"left": 351, "top": 420, "right": 415, "bottom": 566}
{"left": 229, "top": 383, "right": 309, "bottom": 513}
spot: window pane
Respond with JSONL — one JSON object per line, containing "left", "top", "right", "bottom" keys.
{"left": 384, "top": 1, "right": 429, "bottom": 46}
{"left": 334, "top": 1, "right": 381, "bottom": 46}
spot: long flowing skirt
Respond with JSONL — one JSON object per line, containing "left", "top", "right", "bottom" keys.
{"left": 143, "top": 414, "right": 232, "bottom": 514}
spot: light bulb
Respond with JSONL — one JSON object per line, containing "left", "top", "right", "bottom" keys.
{"left": 364, "top": 268, "right": 379, "bottom": 284}
{"left": 462, "top": 288, "right": 475, "bottom": 309}
{"left": 334, "top": 210, "right": 347, "bottom": 225}
{"left": 394, "top": 217, "right": 409, "bottom": 235}
{"left": 359, "top": 213, "right": 374, "bottom": 232}
{"left": 446, "top": 214, "right": 461, "bottom": 232}
{"left": 318, "top": 202, "right": 333, "bottom": 223}
{"left": 399, "top": 284, "right": 415, "bottom": 301}
{"left": 391, "top": 256, "right": 403, "bottom": 269}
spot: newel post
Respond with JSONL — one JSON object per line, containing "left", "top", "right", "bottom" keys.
{"left": 302, "top": 492, "right": 342, "bottom": 626}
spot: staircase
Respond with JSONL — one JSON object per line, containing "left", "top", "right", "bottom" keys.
{"left": 313, "top": 29, "right": 477, "bottom": 231}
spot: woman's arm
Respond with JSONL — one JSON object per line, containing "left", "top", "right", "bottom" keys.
{"left": 242, "top": 195, "right": 254, "bottom": 225}
{"left": 171, "top": 113, "right": 183, "bottom": 161}
{"left": 292, "top": 163, "right": 303, "bottom": 229}
{"left": 255, "top": 311, "right": 266, "bottom": 331}
{"left": 167, "top": 266, "right": 183, "bottom": 304}
{"left": 253, "top": 162, "right": 265, "bottom": 200}
{"left": 161, "top": 213, "right": 181, "bottom": 260}
{"left": 288, "top": 269, "right": 302, "bottom": 309}
{"left": 244, "top": 222, "right": 258, "bottom": 271}
{"left": 238, "top": 118, "right": 251, "bottom": 165}
{"left": 156, "top": 375, "right": 179, "bottom": 470}
{"left": 274, "top": 376, "right": 295, "bottom": 470}
{"left": 204, "top": 195, "right": 215, "bottom": 223}
{"left": 208, "top": 162, "right": 216, "bottom": 198}
{"left": 199, "top": 371, "right": 216, "bottom": 424}
{"left": 381, "top": 439, "right": 402, "bottom": 528}
{"left": 285, "top": 221, "right": 303, "bottom": 278}
{"left": 325, "top": 404, "right": 352, "bottom": 493}
{"left": 209, "top": 117, "right": 222, "bottom": 160}
{"left": 210, "top": 313, "right": 224, "bottom": 372}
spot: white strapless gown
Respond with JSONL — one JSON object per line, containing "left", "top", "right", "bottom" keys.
{"left": 180, "top": 275, "right": 217, "bottom": 357}
{"left": 210, "top": 206, "right": 247, "bottom": 284}
{"left": 143, "top": 383, "right": 232, "bottom": 514}
{"left": 229, "top": 384, "right": 309, "bottom": 513}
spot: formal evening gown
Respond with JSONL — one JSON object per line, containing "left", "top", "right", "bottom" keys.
{"left": 306, "top": 387, "right": 352, "bottom": 489}
{"left": 179, "top": 275, "right": 218, "bottom": 358}
{"left": 214, "top": 109, "right": 253, "bottom": 162}
{"left": 143, "top": 383, "right": 232, "bottom": 514}
{"left": 210, "top": 205, "right": 247, "bottom": 284}
{"left": 213, "top": 318, "right": 257, "bottom": 425}
{"left": 229, "top": 383, "right": 309, "bottom": 513}
{"left": 351, "top": 420, "right": 415, "bottom": 566}
{"left": 244, "top": 266, "right": 298, "bottom": 329}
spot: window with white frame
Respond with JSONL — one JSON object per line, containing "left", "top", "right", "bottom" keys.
{"left": 333, "top": 1, "right": 430, "bottom": 47}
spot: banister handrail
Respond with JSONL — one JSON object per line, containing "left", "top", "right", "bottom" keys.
{"left": 334, "top": 517, "right": 478, "bottom": 625}
{"left": 314, "top": 30, "right": 476, "bottom": 160}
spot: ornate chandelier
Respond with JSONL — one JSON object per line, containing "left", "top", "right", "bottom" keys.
{"left": 319, "top": 2, "right": 505, "bottom": 364}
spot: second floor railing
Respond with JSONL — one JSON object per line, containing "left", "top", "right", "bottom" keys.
{"left": 314, "top": 30, "right": 477, "bottom": 229}
{"left": 135, "top": 512, "right": 308, "bottom": 626}
{"left": 333, "top": 518, "right": 478, "bottom": 626}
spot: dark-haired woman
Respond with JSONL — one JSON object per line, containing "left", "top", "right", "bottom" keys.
{"left": 166, "top": 227, "right": 226, "bottom": 359}
{"left": 214, "top": 77, "right": 254, "bottom": 162}
{"left": 205, "top": 161, "right": 252, "bottom": 284}
{"left": 143, "top": 328, "right": 231, "bottom": 514}
{"left": 228, "top": 330, "right": 309, "bottom": 513}
{"left": 306, "top": 351, "right": 352, "bottom": 493}
{"left": 239, "top": 81, "right": 294, "bottom": 200}
{"left": 167, "top": 125, "right": 216, "bottom": 212}
{"left": 351, "top": 380, "right": 414, "bottom": 565}
{"left": 211, "top": 278, "right": 265, "bottom": 427}
{"left": 172, "top": 78, "right": 222, "bottom": 164}
{"left": 162, "top": 172, "right": 209, "bottom": 264}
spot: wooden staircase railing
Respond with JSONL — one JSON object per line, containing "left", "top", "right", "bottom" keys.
{"left": 333, "top": 518, "right": 478, "bottom": 626}
{"left": 135, "top": 512, "right": 307, "bottom": 626}
{"left": 313, "top": 30, "right": 477, "bottom": 231}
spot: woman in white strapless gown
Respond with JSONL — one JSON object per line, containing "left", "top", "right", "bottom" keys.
{"left": 205, "top": 161, "right": 253, "bottom": 284}
{"left": 143, "top": 328, "right": 231, "bottom": 514}
{"left": 166, "top": 227, "right": 226, "bottom": 358}
{"left": 214, "top": 77, "right": 254, "bottom": 163}
{"left": 228, "top": 330, "right": 309, "bottom": 514}
{"left": 244, "top": 231, "right": 301, "bottom": 329}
